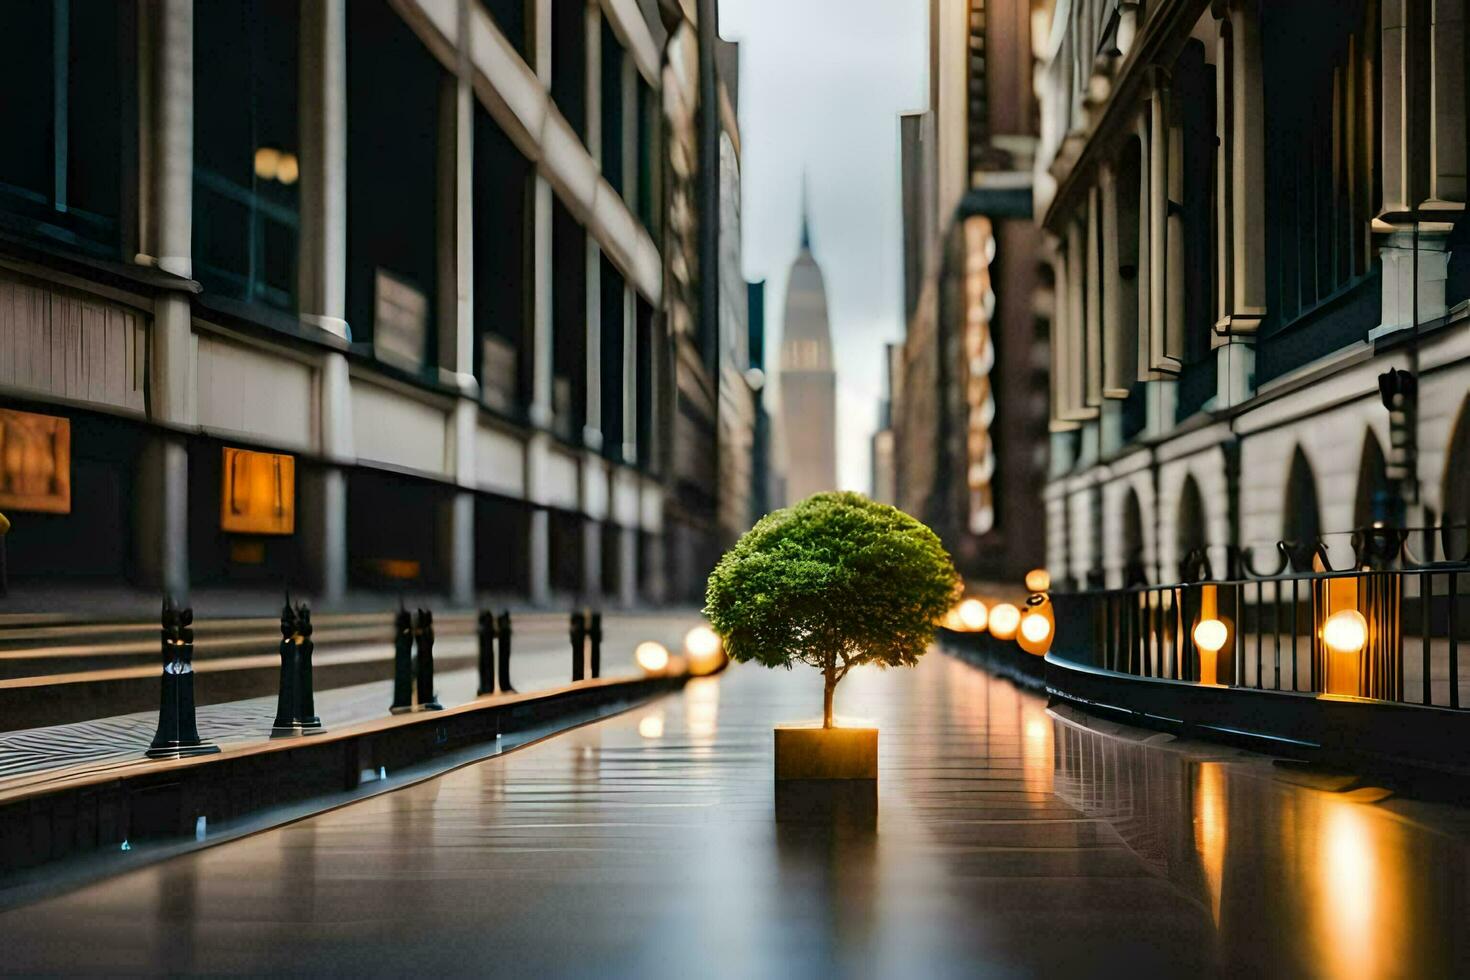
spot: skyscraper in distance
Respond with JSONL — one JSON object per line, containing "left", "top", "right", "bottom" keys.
{"left": 778, "top": 194, "right": 838, "bottom": 504}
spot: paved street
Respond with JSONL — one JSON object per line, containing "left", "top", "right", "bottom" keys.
{"left": 3, "top": 650, "right": 1466, "bottom": 977}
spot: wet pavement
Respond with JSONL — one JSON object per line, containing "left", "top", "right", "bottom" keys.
{"left": 2, "top": 651, "right": 1467, "bottom": 977}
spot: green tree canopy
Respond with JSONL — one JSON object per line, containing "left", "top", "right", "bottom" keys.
{"left": 704, "top": 492, "right": 959, "bottom": 726}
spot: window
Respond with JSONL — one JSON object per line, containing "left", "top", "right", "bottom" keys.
{"left": 194, "top": 0, "right": 299, "bottom": 311}
{"left": 346, "top": 0, "right": 444, "bottom": 370}
{"left": 473, "top": 103, "right": 532, "bottom": 418}
{"left": 551, "top": 196, "right": 587, "bottom": 442}
{"left": 1172, "top": 39, "right": 1219, "bottom": 421}
{"left": 600, "top": 19, "right": 625, "bottom": 196}
{"left": 0, "top": 0, "right": 132, "bottom": 258}
{"left": 600, "top": 254, "right": 625, "bottom": 458}
{"left": 551, "top": 0, "right": 587, "bottom": 141}
{"left": 637, "top": 79, "right": 659, "bottom": 235}
{"left": 1261, "top": 0, "right": 1378, "bottom": 346}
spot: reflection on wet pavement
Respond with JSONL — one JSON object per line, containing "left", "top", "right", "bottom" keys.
{"left": 1, "top": 653, "right": 1467, "bottom": 976}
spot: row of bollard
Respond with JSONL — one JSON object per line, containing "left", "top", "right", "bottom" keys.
{"left": 143, "top": 601, "right": 603, "bottom": 760}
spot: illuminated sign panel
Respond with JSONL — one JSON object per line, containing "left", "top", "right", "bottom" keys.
{"left": 221, "top": 447, "right": 295, "bottom": 535}
{"left": 0, "top": 409, "right": 71, "bottom": 514}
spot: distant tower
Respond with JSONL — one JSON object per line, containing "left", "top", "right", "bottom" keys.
{"left": 778, "top": 186, "right": 837, "bottom": 503}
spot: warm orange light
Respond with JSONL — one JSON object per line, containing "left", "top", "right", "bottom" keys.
{"left": 635, "top": 641, "right": 670, "bottom": 673}
{"left": 254, "top": 146, "right": 281, "bottom": 180}
{"left": 1193, "top": 618, "right": 1228, "bottom": 654}
{"left": 989, "top": 603, "right": 1021, "bottom": 641}
{"left": 0, "top": 408, "right": 71, "bottom": 514}
{"left": 685, "top": 625, "right": 721, "bottom": 658}
{"left": 1323, "top": 609, "right": 1368, "bottom": 656}
{"left": 276, "top": 153, "right": 299, "bottom": 185}
{"left": 638, "top": 714, "right": 664, "bottom": 738}
{"left": 1017, "top": 612, "right": 1051, "bottom": 652}
{"left": 957, "top": 598, "right": 988, "bottom": 631}
{"left": 370, "top": 558, "right": 421, "bottom": 581}
{"left": 1024, "top": 568, "right": 1051, "bottom": 593}
{"left": 220, "top": 447, "right": 295, "bottom": 535}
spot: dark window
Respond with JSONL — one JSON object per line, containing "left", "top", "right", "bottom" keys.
{"left": 551, "top": 0, "right": 587, "bottom": 140}
{"left": 347, "top": 0, "right": 443, "bottom": 368}
{"left": 1173, "top": 39, "right": 1218, "bottom": 422}
{"left": 551, "top": 196, "right": 587, "bottom": 442}
{"left": 473, "top": 103, "right": 533, "bottom": 419}
{"left": 194, "top": 0, "right": 300, "bottom": 311}
{"left": 1177, "top": 475, "right": 1207, "bottom": 572}
{"left": 1284, "top": 447, "right": 1323, "bottom": 547}
{"left": 636, "top": 295, "right": 655, "bottom": 469}
{"left": 1353, "top": 430, "right": 1390, "bottom": 529}
{"left": 478, "top": 0, "right": 528, "bottom": 63}
{"left": 1262, "top": 0, "right": 1377, "bottom": 334}
{"left": 637, "top": 79, "right": 658, "bottom": 234}
{"left": 600, "top": 19, "right": 625, "bottom": 195}
{"left": 600, "top": 254, "right": 625, "bottom": 458}
{"left": 0, "top": 0, "right": 132, "bottom": 257}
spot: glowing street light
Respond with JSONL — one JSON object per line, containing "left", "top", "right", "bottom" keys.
{"left": 957, "top": 598, "right": 988, "bottom": 631}
{"left": 254, "top": 146, "right": 281, "bottom": 181}
{"left": 1193, "top": 618, "right": 1227, "bottom": 686}
{"left": 635, "top": 641, "right": 670, "bottom": 673}
{"left": 989, "top": 602, "right": 1021, "bottom": 641}
{"left": 685, "top": 625, "right": 720, "bottom": 658}
{"left": 1024, "top": 568, "right": 1051, "bottom": 593}
{"left": 1323, "top": 609, "right": 1368, "bottom": 657}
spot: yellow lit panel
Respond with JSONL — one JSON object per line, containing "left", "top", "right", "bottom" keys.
{"left": 221, "top": 447, "right": 295, "bottom": 535}
{"left": 0, "top": 409, "right": 71, "bottom": 514}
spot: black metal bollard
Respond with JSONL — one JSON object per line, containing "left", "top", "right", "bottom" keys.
{"left": 415, "top": 608, "right": 442, "bottom": 710}
{"left": 295, "top": 602, "right": 321, "bottom": 729}
{"left": 570, "top": 611, "right": 586, "bottom": 682}
{"left": 477, "top": 610, "right": 497, "bottom": 696}
{"left": 147, "top": 600, "right": 219, "bottom": 759}
{"left": 390, "top": 607, "right": 415, "bottom": 714}
{"left": 271, "top": 600, "right": 301, "bottom": 735}
{"left": 496, "top": 610, "right": 515, "bottom": 693}
{"left": 588, "top": 611, "right": 602, "bottom": 679}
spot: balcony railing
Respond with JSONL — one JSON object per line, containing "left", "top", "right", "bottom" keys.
{"left": 1051, "top": 527, "right": 1470, "bottom": 711}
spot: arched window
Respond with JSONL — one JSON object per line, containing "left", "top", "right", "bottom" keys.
{"left": 1177, "top": 474, "right": 1207, "bottom": 578}
{"left": 1122, "top": 487, "right": 1146, "bottom": 585}
{"left": 1353, "top": 430, "right": 1390, "bottom": 530}
{"left": 1284, "top": 447, "right": 1322, "bottom": 548}
{"left": 1445, "top": 397, "right": 1470, "bottom": 562}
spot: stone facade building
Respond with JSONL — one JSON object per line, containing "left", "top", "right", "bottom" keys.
{"left": 892, "top": 0, "right": 1050, "bottom": 586}
{"left": 1034, "top": 0, "right": 1469, "bottom": 589}
{"left": 0, "top": 0, "right": 749, "bottom": 610}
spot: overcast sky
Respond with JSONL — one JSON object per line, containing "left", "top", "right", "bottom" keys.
{"left": 719, "top": 0, "right": 927, "bottom": 493}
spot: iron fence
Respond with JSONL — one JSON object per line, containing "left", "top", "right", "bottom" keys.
{"left": 1051, "top": 529, "right": 1470, "bottom": 710}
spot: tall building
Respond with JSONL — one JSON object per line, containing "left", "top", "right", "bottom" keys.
{"left": 891, "top": 0, "right": 1049, "bottom": 585}
{"left": 870, "top": 343, "right": 901, "bottom": 505}
{"left": 777, "top": 205, "right": 838, "bottom": 504}
{"left": 1034, "top": 0, "right": 1468, "bottom": 588}
{"left": 0, "top": 0, "right": 749, "bottom": 611}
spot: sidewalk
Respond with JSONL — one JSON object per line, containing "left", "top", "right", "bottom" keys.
{"left": 0, "top": 612, "right": 699, "bottom": 797}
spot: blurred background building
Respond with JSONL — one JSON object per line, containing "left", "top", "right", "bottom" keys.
{"left": 1034, "top": 0, "right": 1469, "bottom": 589}
{"left": 776, "top": 199, "right": 838, "bottom": 504}
{"left": 0, "top": 0, "right": 761, "bottom": 611}
{"left": 890, "top": 0, "right": 1050, "bottom": 588}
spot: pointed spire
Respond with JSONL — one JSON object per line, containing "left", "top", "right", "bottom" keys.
{"left": 800, "top": 171, "right": 812, "bottom": 251}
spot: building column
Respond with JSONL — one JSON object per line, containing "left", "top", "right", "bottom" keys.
{"left": 525, "top": 173, "right": 555, "bottom": 605}
{"left": 1211, "top": 4, "right": 1261, "bottom": 410}
{"left": 137, "top": 0, "right": 193, "bottom": 600}
{"left": 299, "top": 0, "right": 351, "bottom": 603}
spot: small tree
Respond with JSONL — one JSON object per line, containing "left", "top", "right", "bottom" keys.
{"left": 705, "top": 492, "right": 960, "bottom": 728}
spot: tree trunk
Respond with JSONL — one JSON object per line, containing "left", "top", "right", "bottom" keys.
{"left": 823, "top": 671, "right": 836, "bottom": 728}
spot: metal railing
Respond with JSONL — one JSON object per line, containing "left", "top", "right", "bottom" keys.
{"left": 1052, "top": 528, "right": 1470, "bottom": 710}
